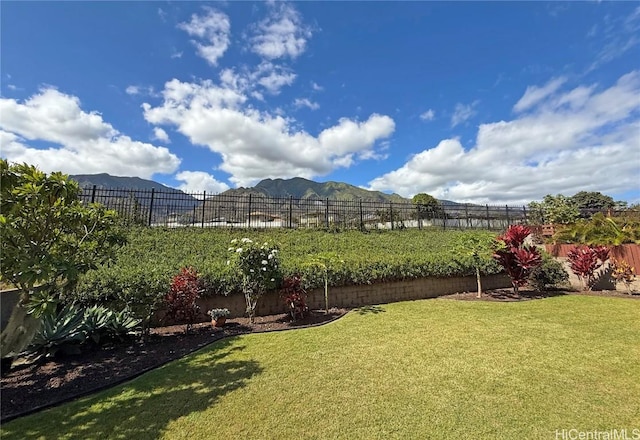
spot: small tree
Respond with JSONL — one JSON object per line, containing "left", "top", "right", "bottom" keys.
{"left": 452, "top": 232, "right": 496, "bottom": 298}
{"left": 228, "top": 238, "right": 280, "bottom": 323}
{"left": 305, "top": 252, "right": 343, "bottom": 313}
{"left": 569, "top": 191, "right": 615, "bottom": 216}
{"left": 493, "top": 225, "right": 542, "bottom": 294}
{"left": 528, "top": 194, "right": 579, "bottom": 225}
{"left": 412, "top": 193, "right": 442, "bottom": 220}
{"left": 0, "top": 160, "right": 125, "bottom": 359}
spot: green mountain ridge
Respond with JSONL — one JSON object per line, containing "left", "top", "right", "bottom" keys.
{"left": 224, "top": 177, "right": 408, "bottom": 202}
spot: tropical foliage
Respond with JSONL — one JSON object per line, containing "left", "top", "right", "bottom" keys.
{"left": 566, "top": 245, "right": 610, "bottom": 291}
{"left": 493, "top": 225, "right": 542, "bottom": 294}
{"left": 0, "top": 160, "right": 125, "bottom": 359}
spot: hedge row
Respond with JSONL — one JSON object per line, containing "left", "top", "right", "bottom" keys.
{"left": 71, "top": 228, "right": 501, "bottom": 310}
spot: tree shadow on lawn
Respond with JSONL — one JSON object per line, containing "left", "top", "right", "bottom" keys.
{"left": 2, "top": 338, "right": 262, "bottom": 440}
{"left": 355, "top": 305, "right": 386, "bottom": 315}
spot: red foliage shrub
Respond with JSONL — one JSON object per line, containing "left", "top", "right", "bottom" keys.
{"left": 164, "top": 267, "right": 202, "bottom": 333}
{"left": 279, "top": 275, "right": 308, "bottom": 320}
{"left": 493, "top": 225, "right": 542, "bottom": 294}
{"left": 567, "top": 245, "right": 610, "bottom": 290}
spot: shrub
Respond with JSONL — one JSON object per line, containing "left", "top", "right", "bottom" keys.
{"left": 528, "top": 253, "right": 569, "bottom": 291}
{"left": 566, "top": 245, "right": 610, "bottom": 291}
{"left": 493, "top": 225, "right": 542, "bottom": 294}
{"left": 279, "top": 275, "right": 308, "bottom": 320}
{"left": 228, "top": 238, "right": 281, "bottom": 323}
{"left": 610, "top": 258, "right": 636, "bottom": 294}
{"left": 164, "top": 267, "right": 202, "bottom": 333}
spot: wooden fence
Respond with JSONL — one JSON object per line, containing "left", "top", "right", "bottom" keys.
{"left": 544, "top": 243, "right": 640, "bottom": 273}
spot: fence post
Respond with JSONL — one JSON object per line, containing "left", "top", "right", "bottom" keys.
{"left": 485, "top": 204, "right": 490, "bottom": 230}
{"left": 359, "top": 199, "right": 364, "bottom": 232}
{"left": 248, "top": 194, "right": 252, "bottom": 228}
{"left": 201, "top": 191, "right": 206, "bottom": 228}
{"left": 289, "top": 196, "right": 293, "bottom": 229}
{"left": 465, "top": 203, "right": 470, "bottom": 228}
{"left": 325, "top": 198, "right": 329, "bottom": 229}
{"left": 505, "top": 204, "right": 510, "bottom": 227}
{"left": 389, "top": 202, "right": 394, "bottom": 231}
{"left": 417, "top": 205, "right": 422, "bottom": 230}
{"left": 90, "top": 185, "right": 97, "bottom": 204}
{"left": 148, "top": 189, "right": 155, "bottom": 226}
{"left": 442, "top": 206, "right": 446, "bottom": 231}
{"left": 522, "top": 205, "right": 528, "bottom": 224}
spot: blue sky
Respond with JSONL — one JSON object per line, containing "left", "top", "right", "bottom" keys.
{"left": 1, "top": 1, "right": 639, "bottom": 204}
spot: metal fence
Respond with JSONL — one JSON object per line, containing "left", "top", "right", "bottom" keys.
{"left": 79, "top": 186, "right": 544, "bottom": 231}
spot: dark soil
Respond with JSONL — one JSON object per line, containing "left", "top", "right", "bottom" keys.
{"left": 0, "top": 308, "right": 348, "bottom": 422}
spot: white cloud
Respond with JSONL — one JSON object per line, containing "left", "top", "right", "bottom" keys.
{"left": 125, "top": 85, "right": 159, "bottom": 97}
{"left": 513, "top": 77, "right": 567, "bottom": 113}
{"left": 143, "top": 78, "right": 395, "bottom": 187}
{"left": 368, "top": 71, "right": 640, "bottom": 204}
{"left": 588, "top": 6, "right": 640, "bottom": 72}
{"left": 0, "top": 88, "right": 180, "bottom": 178}
{"left": 311, "top": 82, "right": 323, "bottom": 91}
{"left": 174, "top": 171, "right": 230, "bottom": 194}
{"left": 220, "top": 62, "right": 296, "bottom": 96}
{"left": 420, "top": 109, "right": 435, "bottom": 121}
{"left": 257, "top": 64, "right": 296, "bottom": 95}
{"left": 178, "top": 7, "right": 230, "bottom": 67}
{"left": 126, "top": 85, "right": 140, "bottom": 95}
{"left": 451, "top": 101, "right": 479, "bottom": 127}
{"left": 152, "top": 127, "right": 170, "bottom": 143}
{"left": 249, "top": 3, "right": 312, "bottom": 60}
{"left": 294, "top": 98, "right": 319, "bottom": 110}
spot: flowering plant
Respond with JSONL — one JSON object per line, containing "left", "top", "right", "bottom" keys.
{"left": 228, "top": 238, "right": 280, "bottom": 322}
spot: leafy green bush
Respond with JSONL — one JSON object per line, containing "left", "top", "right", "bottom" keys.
{"left": 69, "top": 228, "right": 502, "bottom": 315}
{"left": 528, "top": 253, "right": 569, "bottom": 291}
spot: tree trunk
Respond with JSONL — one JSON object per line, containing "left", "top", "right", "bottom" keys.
{"left": 0, "top": 297, "right": 40, "bottom": 359}
{"left": 476, "top": 267, "right": 482, "bottom": 299}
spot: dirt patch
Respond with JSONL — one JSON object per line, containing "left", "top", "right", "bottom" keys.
{"left": 1, "top": 308, "right": 348, "bottom": 422}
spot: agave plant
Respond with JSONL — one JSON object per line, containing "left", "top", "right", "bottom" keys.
{"left": 29, "top": 304, "right": 86, "bottom": 358}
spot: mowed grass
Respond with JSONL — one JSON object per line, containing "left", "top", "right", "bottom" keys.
{"left": 3, "top": 295, "right": 639, "bottom": 439}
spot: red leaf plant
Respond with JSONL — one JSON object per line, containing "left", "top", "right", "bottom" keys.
{"left": 279, "top": 275, "right": 308, "bottom": 321}
{"left": 567, "top": 245, "right": 610, "bottom": 291}
{"left": 493, "top": 225, "right": 542, "bottom": 294}
{"left": 164, "top": 267, "right": 203, "bottom": 333}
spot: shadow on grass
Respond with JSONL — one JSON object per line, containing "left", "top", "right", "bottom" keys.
{"left": 355, "top": 305, "right": 386, "bottom": 315}
{"left": 2, "top": 338, "right": 262, "bottom": 440}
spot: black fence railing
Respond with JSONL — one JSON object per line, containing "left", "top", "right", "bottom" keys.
{"left": 79, "top": 186, "right": 544, "bottom": 231}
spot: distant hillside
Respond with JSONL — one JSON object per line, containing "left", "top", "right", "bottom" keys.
{"left": 70, "top": 173, "right": 180, "bottom": 193}
{"left": 70, "top": 174, "right": 197, "bottom": 213}
{"left": 223, "top": 177, "right": 408, "bottom": 202}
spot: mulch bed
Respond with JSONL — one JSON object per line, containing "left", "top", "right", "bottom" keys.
{"left": 0, "top": 308, "right": 348, "bottom": 422}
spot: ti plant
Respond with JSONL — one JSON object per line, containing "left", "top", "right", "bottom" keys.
{"left": 566, "top": 245, "right": 610, "bottom": 291}
{"left": 493, "top": 225, "right": 542, "bottom": 295}
{"left": 164, "top": 267, "right": 203, "bottom": 334}
{"left": 610, "top": 258, "right": 636, "bottom": 294}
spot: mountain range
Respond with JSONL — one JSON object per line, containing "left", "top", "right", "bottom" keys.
{"left": 70, "top": 174, "right": 409, "bottom": 202}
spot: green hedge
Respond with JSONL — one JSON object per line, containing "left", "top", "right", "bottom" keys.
{"left": 71, "top": 228, "right": 501, "bottom": 311}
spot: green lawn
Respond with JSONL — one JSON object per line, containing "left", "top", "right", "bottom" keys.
{"left": 3, "top": 295, "right": 639, "bottom": 439}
